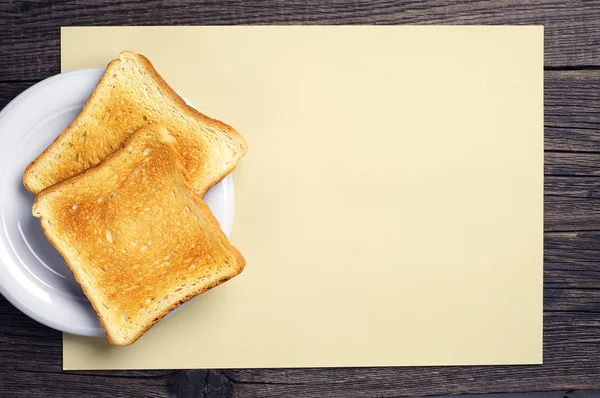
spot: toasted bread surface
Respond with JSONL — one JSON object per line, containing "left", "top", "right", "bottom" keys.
{"left": 32, "top": 125, "right": 245, "bottom": 346}
{"left": 24, "top": 50, "right": 247, "bottom": 195}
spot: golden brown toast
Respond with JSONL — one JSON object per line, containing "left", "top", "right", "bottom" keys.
{"left": 32, "top": 125, "right": 245, "bottom": 346}
{"left": 24, "top": 50, "right": 247, "bottom": 195}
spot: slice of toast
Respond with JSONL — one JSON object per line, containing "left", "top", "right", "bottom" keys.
{"left": 32, "top": 125, "right": 245, "bottom": 346}
{"left": 24, "top": 50, "right": 247, "bottom": 195}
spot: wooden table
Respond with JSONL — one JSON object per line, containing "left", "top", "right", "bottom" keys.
{"left": 1, "top": 1, "right": 600, "bottom": 397}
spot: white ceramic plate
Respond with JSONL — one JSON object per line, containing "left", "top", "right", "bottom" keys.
{"left": 0, "top": 69, "right": 234, "bottom": 337}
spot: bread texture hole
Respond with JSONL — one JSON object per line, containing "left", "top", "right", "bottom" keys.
{"left": 102, "top": 303, "right": 109, "bottom": 309}
{"left": 80, "top": 132, "right": 87, "bottom": 142}
{"left": 108, "top": 192, "right": 116, "bottom": 199}
{"left": 98, "top": 196, "right": 104, "bottom": 203}
{"left": 189, "top": 264, "right": 196, "bottom": 271}
{"left": 121, "top": 313, "right": 129, "bottom": 323}
{"left": 106, "top": 230, "right": 114, "bottom": 243}
{"left": 75, "top": 154, "right": 79, "bottom": 163}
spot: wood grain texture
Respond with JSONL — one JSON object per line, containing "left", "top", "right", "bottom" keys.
{"left": 1, "top": 0, "right": 600, "bottom": 81}
{"left": 546, "top": 176, "right": 600, "bottom": 232}
{"left": 546, "top": 153, "right": 600, "bottom": 177}
{"left": 545, "top": 71, "right": 600, "bottom": 152}
{"left": 1, "top": 0, "right": 600, "bottom": 397}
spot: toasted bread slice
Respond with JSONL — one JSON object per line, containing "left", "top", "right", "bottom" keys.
{"left": 24, "top": 50, "right": 247, "bottom": 195}
{"left": 32, "top": 125, "right": 245, "bottom": 346}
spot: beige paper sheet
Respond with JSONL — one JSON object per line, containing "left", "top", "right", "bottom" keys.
{"left": 61, "top": 26, "right": 543, "bottom": 370}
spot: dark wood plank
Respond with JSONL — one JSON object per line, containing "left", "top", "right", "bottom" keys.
{"left": 546, "top": 71, "right": 600, "bottom": 131}
{"left": 0, "top": 372, "right": 171, "bottom": 398}
{"left": 546, "top": 197, "right": 600, "bottom": 232}
{"left": 545, "top": 70, "right": 600, "bottom": 152}
{"left": 545, "top": 232, "right": 600, "bottom": 291}
{"left": 545, "top": 152, "right": 600, "bottom": 231}
{"left": 546, "top": 177, "right": 600, "bottom": 232}
{"left": 546, "top": 153, "right": 600, "bottom": 177}
{"left": 1, "top": 0, "right": 600, "bottom": 81}
{"left": 545, "top": 176, "right": 600, "bottom": 231}
{"left": 545, "top": 177, "right": 600, "bottom": 198}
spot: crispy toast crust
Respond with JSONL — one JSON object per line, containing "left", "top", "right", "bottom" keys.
{"left": 33, "top": 125, "right": 245, "bottom": 345}
{"left": 131, "top": 51, "right": 246, "bottom": 151}
{"left": 24, "top": 50, "right": 247, "bottom": 195}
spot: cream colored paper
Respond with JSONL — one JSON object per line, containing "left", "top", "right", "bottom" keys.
{"left": 61, "top": 26, "right": 543, "bottom": 369}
